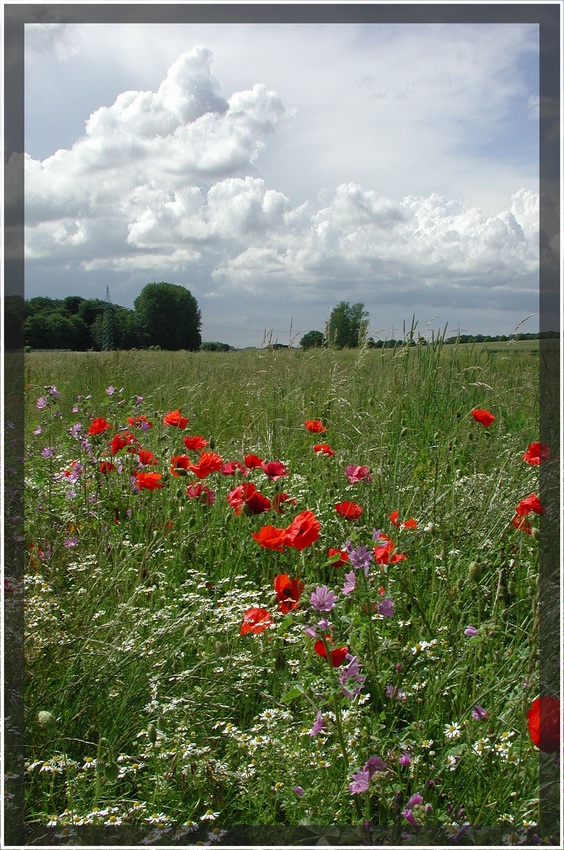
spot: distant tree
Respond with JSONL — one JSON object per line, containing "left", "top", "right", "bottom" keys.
{"left": 90, "top": 305, "right": 140, "bottom": 351}
{"left": 325, "top": 302, "right": 369, "bottom": 349}
{"left": 300, "top": 330, "right": 325, "bottom": 350}
{"left": 134, "top": 282, "right": 201, "bottom": 351}
{"left": 78, "top": 298, "right": 107, "bottom": 327}
{"left": 200, "top": 341, "right": 233, "bottom": 352}
{"left": 63, "top": 295, "right": 86, "bottom": 315}
{"left": 24, "top": 311, "right": 80, "bottom": 349}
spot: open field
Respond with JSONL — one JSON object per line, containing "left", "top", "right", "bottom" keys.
{"left": 12, "top": 341, "right": 560, "bottom": 845}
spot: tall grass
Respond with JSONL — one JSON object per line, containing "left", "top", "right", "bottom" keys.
{"left": 17, "top": 341, "right": 555, "bottom": 846}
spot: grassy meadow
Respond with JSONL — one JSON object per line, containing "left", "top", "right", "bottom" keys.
{"left": 14, "top": 338, "right": 559, "bottom": 846}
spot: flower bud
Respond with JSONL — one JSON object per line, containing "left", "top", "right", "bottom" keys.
{"left": 468, "top": 561, "right": 482, "bottom": 582}
{"left": 37, "top": 710, "right": 56, "bottom": 729}
{"left": 531, "top": 527, "right": 540, "bottom": 541}
{"left": 147, "top": 723, "right": 157, "bottom": 744}
{"left": 209, "top": 435, "right": 216, "bottom": 450}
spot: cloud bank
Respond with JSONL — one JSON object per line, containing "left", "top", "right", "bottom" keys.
{"left": 22, "top": 43, "right": 539, "bottom": 340}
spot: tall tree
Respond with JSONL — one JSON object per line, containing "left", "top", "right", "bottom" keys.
{"left": 325, "top": 301, "right": 369, "bottom": 349}
{"left": 134, "top": 282, "right": 202, "bottom": 351}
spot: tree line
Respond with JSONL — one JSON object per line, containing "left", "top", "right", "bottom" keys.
{"left": 21, "top": 283, "right": 203, "bottom": 351}
{"left": 298, "top": 301, "right": 558, "bottom": 350}
{"left": 10, "top": 289, "right": 557, "bottom": 352}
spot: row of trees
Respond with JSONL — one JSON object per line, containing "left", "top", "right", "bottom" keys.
{"left": 23, "top": 283, "right": 202, "bottom": 351}
{"left": 299, "top": 302, "right": 558, "bottom": 350}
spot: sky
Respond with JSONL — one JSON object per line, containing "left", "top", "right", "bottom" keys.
{"left": 21, "top": 17, "right": 541, "bottom": 347}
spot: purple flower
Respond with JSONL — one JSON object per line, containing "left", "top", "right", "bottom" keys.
{"left": 402, "top": 808, "right": 419, "bottom": 827}
{"left": 136, "top": 396, "right": 143, "bottom": 403}
{"left": 41, "top": 447, "right": 54, "bottom": 459}
{"left": 349, "top": 545, "right": 373, "bottom": 576}
{"left": 33, "top": 425, "right": 42, "bottom": 435}
{"left": 64, "top": 537, "right": 78, "bottom": 548}
{"left": 293, "top": 786, "right": 304, "bottom": 797}
{"left": 385, "top": 684, "right": 407, "bottom": 701}
{"left": 106, "top": 386, "right": 116, "bottom": 396}
{"left": 372, "top": 528, "right": 382, "bottom": 542}
{"left": 310, "top": 585, "right": 336, "bottom": 613}
{"left": 378, "top": 597, "right": 395, "bottom": 618}
{"left": 398, "top": 752, "right": 411, "bottom": 766}
{"left": 406, "top": 793, "right": 423, "bottom": 808}
{"left": 471, "top": 704, "right": 488, "bottom": 720}
{"left": 69, "top": 423, "right": 83, "bottom": 439}
{"left": 464, "top": 625, "right": 479, "bottom": 637}
{"left": 48, "top": 385, "right": 60, "bottom": 398}
{"left": 36, "top": 397, "right": 47, "bottom": 410}
{"left": 364, "top": 755, "right": 386, "bottom": 776}
{"left": 342, "top": 570, "right": 356, "bottom": 595}
{"left": 348, "top": 767, "right": 370, "bottom": 795}
{"left": 308, "top": 710, "right": 325, "bottom": 737}
{"left": 339, "top": 655, "right": 366, "bottom": 698}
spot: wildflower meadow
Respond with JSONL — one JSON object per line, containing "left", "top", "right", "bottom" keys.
{"left": 10, "top": 336, "right": 561, "bottom": 846}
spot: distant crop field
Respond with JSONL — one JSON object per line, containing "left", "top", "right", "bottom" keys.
{"left": 14, "top": 341, "right": 559, "bottom": 845}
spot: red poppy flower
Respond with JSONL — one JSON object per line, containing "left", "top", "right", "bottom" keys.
{"left": 390, "top": 510, "right": 417, "bottom": 529}
{"left": 99, "top": 461, "right": 115, "bottom": 474}
{"left": 284, "top": 510, "right": 320, "bottom": 550}
{"left": 305, "top": 420, "right": 326, "bottom": 433}
{"left": 513, "top": 515, "right": 532, "bottom": 534}
{"left": 111, "top": 432, "right": 137, "bottom": 454}
{"left": 274, "top": 574, "right": 304, "bottom": 613}
{"left": 228, "top": 482, "right": 271, "bottom": 515}
{"left": 135, "top": 471, "right": 164, "bottom": 491}
{"left": 336, "top": 501, "right": 363, "bottom": 520}
{"left": 344, "top": 465, "right": 372, "bottom": 484}
{"left": 271, "top": 492, "right": 297, "bottom": 514}
{"left": 240, "top": 607, "right": 273, "bottom": 635}
{"left": 221, "top": 461, "right": 247, "bottom": 476}
{"left": 515, "top": 493, "right": 546, "bottom": 516}
{"left": 527, "top": 695, "right": 561, "bottom": 752}
{"left": 188, "top": 451, "right": 224, "bottom": 479}
{"left": 327, "top": 548, "right": 349, "bottom": 566}
{"left": 183, "top": 435, "right": 209, "bottom": 451}
{"left": 163, "top": 409, "right": 189, "bottom": 429}
{"left": 186, "top": 483, "right": 215, "bottom": 505}
{"left": 522, "top": 442, "right": 551, "bottom": 465}
{"left": 252, "top": 524, "right": 287, "bottom": 552}
{"left": 170, "top": 454, "right": 192, "bottom": 476}
{"left": 373, "top": 533, "right": 406, "bottom": 565}
{"left": 314, "top": 443, "right": 334, "bottom": 456}
{"left": 127, "top": 414, "right": 153, "bottom": 429}
{"left": 314, "top": 638, "right": 349, "bottom": 667}
{"left": 137, "top": 449, "right": 158, "bottom": 465}
{"left": 471, "top": 408, "right": 495, "bottom": 427}
{"left": 88, "top": 417, "right": 112, "bottom": 436}
{"left": 261, "top": 460, "right": 289, "bottom": 481}
{"left": 244, "top": 453, "right": 264, "bottom": 468}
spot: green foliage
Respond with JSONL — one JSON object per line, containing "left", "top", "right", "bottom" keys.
{"left": 325, "top": 301, "right": 369, "bottom": 349}
{"left": 299, "top": 329, "right": 325, "bottom": 350}
{"left": 200, "top": 341, "right": 234, "bottom": 352}
{"left": 134, "top": 282, "right": 202, "bottom": 351}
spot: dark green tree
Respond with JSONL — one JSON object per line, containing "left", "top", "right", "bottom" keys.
{"left": 325, "top": 301, "right": 369, "bottom": 349}
{"left": 91, "top": 307, "right": 141, "bottom": 351}
{"left": 24, "top": 311, "right": 83, "bottom": 350}
{"left": 299, "top": 330, "right": 325, "bottom": 350}
{"left": 134, "top": 282, "right": 202, "bottom": 351}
